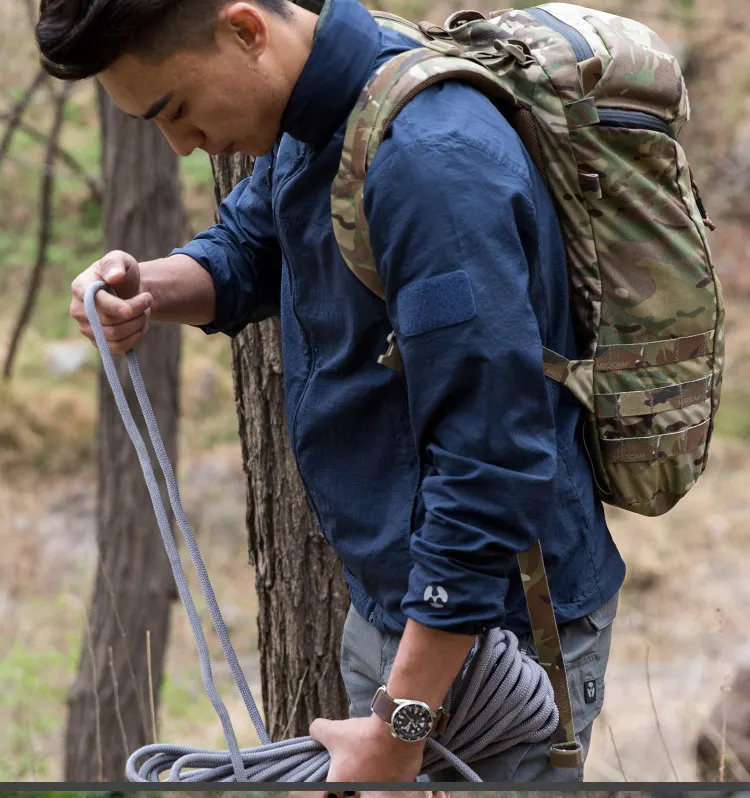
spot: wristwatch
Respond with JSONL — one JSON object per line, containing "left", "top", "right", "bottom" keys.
{"left": 370, "top": 685, "right": 449, "bottom": 742}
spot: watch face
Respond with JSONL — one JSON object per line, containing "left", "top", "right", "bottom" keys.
{"left": 391, "top": 702, "right": 433, "bottom": 742}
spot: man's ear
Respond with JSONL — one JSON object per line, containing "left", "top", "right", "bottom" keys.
{"left": 218, "top": 1, "right": 269, "bottom": 56}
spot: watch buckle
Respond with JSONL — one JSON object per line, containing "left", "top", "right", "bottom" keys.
{"left": 370, "top": 685, "right": 387, "bottom": 715}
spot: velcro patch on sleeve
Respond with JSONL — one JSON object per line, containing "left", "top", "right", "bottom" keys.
{"left": 397, "top": 270, "right": 477, "bottom": 338}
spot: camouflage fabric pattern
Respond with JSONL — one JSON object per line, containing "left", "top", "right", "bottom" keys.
{"left": 595, "top": 375, "right": 711, "bottom": 420}
{"left": 535, "top": 3, "right": 690, "bottom": 127}
{"left": 594, "top": 329, "right": 714, "bottom": 372}
{"left": 331, "top": 2, "right": 725, "bottom": 520}
{"left": 541, "top": 347, "right": 594, "bottom": 411}
{"left": 517, "top": 540, "right": 583, "bottom": 767}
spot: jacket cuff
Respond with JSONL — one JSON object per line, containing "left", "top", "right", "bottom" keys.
{"left": 400, "top": 561, "right": 508, "bottom": 635}
{"left": 170, "top": 241, "right": 249, "bottom": 337}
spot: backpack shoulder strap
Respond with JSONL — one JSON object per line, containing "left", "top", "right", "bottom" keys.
{"left": 518, "top": 541, "right": 584, "bottom": 768}
{"left": 331, "top": 47, "right": 515, "bottom": 301}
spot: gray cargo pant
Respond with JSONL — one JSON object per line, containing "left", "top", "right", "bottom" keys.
{"left": 339, "top": 591, "right": 618, "bottom": 782}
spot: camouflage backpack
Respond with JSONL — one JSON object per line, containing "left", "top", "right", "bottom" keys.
{"left": 330, "top": 3, "right": 725, "bottom": 762}
{"left": 332, "top": 2, "right": 724, "bottom": 518}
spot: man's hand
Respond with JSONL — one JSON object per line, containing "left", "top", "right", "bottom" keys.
{"left": 309, "top": 714, "right": 425, "bottom": 782}
{"left": 310, "top": 620, "right": 477, "bottom": 782}
{"left": 70, "top": 250, "right": 152, "bottom": 354}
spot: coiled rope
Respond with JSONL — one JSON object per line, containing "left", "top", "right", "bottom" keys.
{"left": 85, "top": 280, "right": 560, "bottom": 783}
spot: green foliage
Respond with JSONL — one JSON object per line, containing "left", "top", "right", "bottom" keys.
{"left": 0, "top": 630, "right": 80, "bottom": 780}
{"left": 63, "top": 100, "right": 88, "bottom": 127}
{"left": 181, "top": 150, "right": 214, "bottom": 190}
{"left": 676, "top": 0, "right": 697, "bottom": 27}
{"left": 714, "top": 390, "right": 750, "bottom": 440}
{"left": 161, "top": 668, "right": 219, "bottom": 726}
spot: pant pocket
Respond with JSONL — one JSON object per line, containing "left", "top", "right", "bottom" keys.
{"left": 567, "top": 651, "right": 607, "bottom": 735}
{"left": 584, "top": 590, "right": 619, "bottom": 632}
{"left": 339, "top": 605, "right": 387, "bottom": 717}
{"left": 564, "top": 593, "right": 619, "bottom": 735}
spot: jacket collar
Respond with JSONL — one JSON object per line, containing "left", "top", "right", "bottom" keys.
{"left": 280, "top": 0, "right": 381, "bottom": 149}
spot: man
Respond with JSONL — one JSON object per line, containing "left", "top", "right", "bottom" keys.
{"left": 39, "top": 0, "right": 625, "bottom": 781}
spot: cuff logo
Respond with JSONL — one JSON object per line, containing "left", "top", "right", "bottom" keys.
{"left": 424, "top": 585, "right": 448, "bottom": 609}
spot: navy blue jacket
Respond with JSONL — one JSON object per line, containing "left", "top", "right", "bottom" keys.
{"left": 173, "top": 0, "right": 626, "bottom": 635}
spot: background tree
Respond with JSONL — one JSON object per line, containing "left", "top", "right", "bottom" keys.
{"left": 64, "top": 89, "right": 185, "bottom": 780}
{"left": 210, "top": 153, "right": 350, "bottom": 739}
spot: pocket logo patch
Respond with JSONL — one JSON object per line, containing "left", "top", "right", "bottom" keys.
{"left": 584, "top": 679, "right": 597, "bottom": 704}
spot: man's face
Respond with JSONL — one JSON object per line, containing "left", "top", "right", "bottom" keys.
{"left": 99, "top": 2, "right": 298, "bottom": 157}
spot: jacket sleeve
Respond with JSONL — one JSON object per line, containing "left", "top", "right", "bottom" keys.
{"left": 363, "top": 128, "right": 558, "bottom": 635}
{"left": 171, "top": 153, "right": 282, "bottom": 336}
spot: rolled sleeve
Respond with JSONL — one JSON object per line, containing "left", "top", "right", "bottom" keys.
{"left": 365, "top": 132, "right": 557, "bottom": 635}
{"left": 172, "top": 154, "right": 282, "bottom": 337}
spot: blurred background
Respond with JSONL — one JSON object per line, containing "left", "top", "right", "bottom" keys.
{"left": 1, "top": 0, "right": 749, "bottom": 784}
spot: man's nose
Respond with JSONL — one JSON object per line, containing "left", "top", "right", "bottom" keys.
{"left": 159, "top": 125, "right": 200, "bottom": 158}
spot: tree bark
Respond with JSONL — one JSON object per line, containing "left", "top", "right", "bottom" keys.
{"left": 64, "top": 89, "right": 185, "bottom": 780}
{"left": 210, "top": 153, "right": 350, "bottom": 740}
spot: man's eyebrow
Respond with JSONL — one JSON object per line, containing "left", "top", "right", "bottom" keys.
{"left": 135, "top": 91, "right": 176, "bottom": 121}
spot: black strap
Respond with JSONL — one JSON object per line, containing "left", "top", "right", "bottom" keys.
{"left": 292, "top": 0, "right": 325, "bottom": 14}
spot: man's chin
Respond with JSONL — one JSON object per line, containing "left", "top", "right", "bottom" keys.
{"left": 208, "top": 136, "right": 275, "bottom": 159}
{"left": 226, "top": 143, "right": 265, "bottom": 158}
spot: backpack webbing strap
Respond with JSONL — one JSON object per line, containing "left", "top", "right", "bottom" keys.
{"left": 518, "top": 540, "right": 583, "bottom": 768}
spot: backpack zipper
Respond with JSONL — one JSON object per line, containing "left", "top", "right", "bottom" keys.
{"left": 523, "top": 10, "right": 677, "bottom": 140}
{"left": 526, "top": 6, "right": 593, "bottom": 62}
{"left": 597, "top": 108, "right": 675, "bottom": 139}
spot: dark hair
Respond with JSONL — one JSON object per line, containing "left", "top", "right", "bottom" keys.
{"left": 37, "top": 0, "right": 291, "bottom": 80}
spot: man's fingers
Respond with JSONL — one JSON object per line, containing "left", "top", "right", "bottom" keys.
{"left": 108, "top": 324, "right": 149, "bottom": 354}
{"left": 70, "top": 251, "right": 146, "bottom": 353}
{"left": 103, "top": 290, "right": 152, "bottom": 321}
{"left": 309, "top": 717, "right": 337, "bottom": 749}
{"left": 78, "top": 323, "right": 96, "bottom": 345}
{"left": 72, "top": 290, "right": 152, "bottom": 324}
{"left": 101, "top": 310, "right": 150, "bottom": 343}
{"left": 78, "top": 316, "right": 149, "bottom": 353}
{"left": 98, "top": 250, "right": 141, "bottom": 296}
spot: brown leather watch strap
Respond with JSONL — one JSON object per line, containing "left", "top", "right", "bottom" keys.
{"left": 370, "top": 686, "right": 449, "bottom": 736}
{"left": 371, "top": 685, "right": 396, "bottom": 724}
{"left": 434, "top": 705, "right": 450, "bottom": 735}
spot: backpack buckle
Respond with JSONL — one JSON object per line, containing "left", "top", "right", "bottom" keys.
{"left": 377, "top": 330, "right": 403, "bottom": 371}
{"left": 444, "top": 8, "right": 486, "bottom": 29}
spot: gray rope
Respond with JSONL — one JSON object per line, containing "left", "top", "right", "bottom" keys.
{"left": 85, "top": 280, "right": 560, "bottom": 783}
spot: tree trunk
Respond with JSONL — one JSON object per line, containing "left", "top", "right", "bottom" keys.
{"left": 64, "top": 89, "right": 185, "bottom": 780}
{"left": 210, "top": 153, "right": 350, "bottom": 740}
